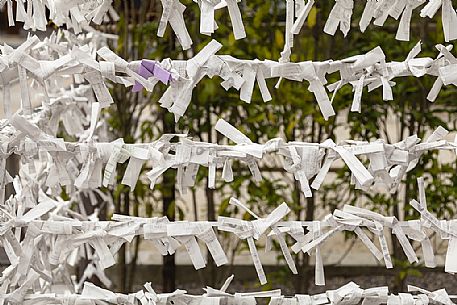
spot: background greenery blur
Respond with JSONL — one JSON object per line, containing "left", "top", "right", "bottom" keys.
{"left": 44, "top": 0, "right": 457, "bottom": 295}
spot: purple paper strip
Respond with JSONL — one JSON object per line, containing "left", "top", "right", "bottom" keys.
{"left": 153, "top": 65, "right": 172, "bottom": 85}
{"left": 132, "top": 59, "right": 172, "bottom": 92}
{"left": 132, "top": 63, "right": 154, "bottom": 92}
{"left": 142, "top": 59, "right": 156, "bottom": 73}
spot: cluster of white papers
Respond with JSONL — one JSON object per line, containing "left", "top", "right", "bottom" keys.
{"left": 134, "top": 39, "right": 457, "bottom": 121}
{"left": 1, "top": 162, "right": 456, "bottom": 291}
{"left": 4, "top": 0, "right": 451, "bottom": 52}
{"left": 156, "top": 0, "right": 457, "bottom": 52}
{"left": 4, "top": 35, "right": 457, "bottom": 122}
{"left": 322, "top": 0, "right": 457, "bottom": 42}
{"left": 0, "top": 0, "right": 119, "bottom": 33}
{"left": 2, "top": 0, "right": 457, "bottom": 51}
{"left": 2, "top": 110, "right": 456, "bottom": 200}
{"left": 1, "top": 278, "right": 456, "bottom": 305}
{"left": 0, "top": 32, "right": 169, "bottom": 119}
